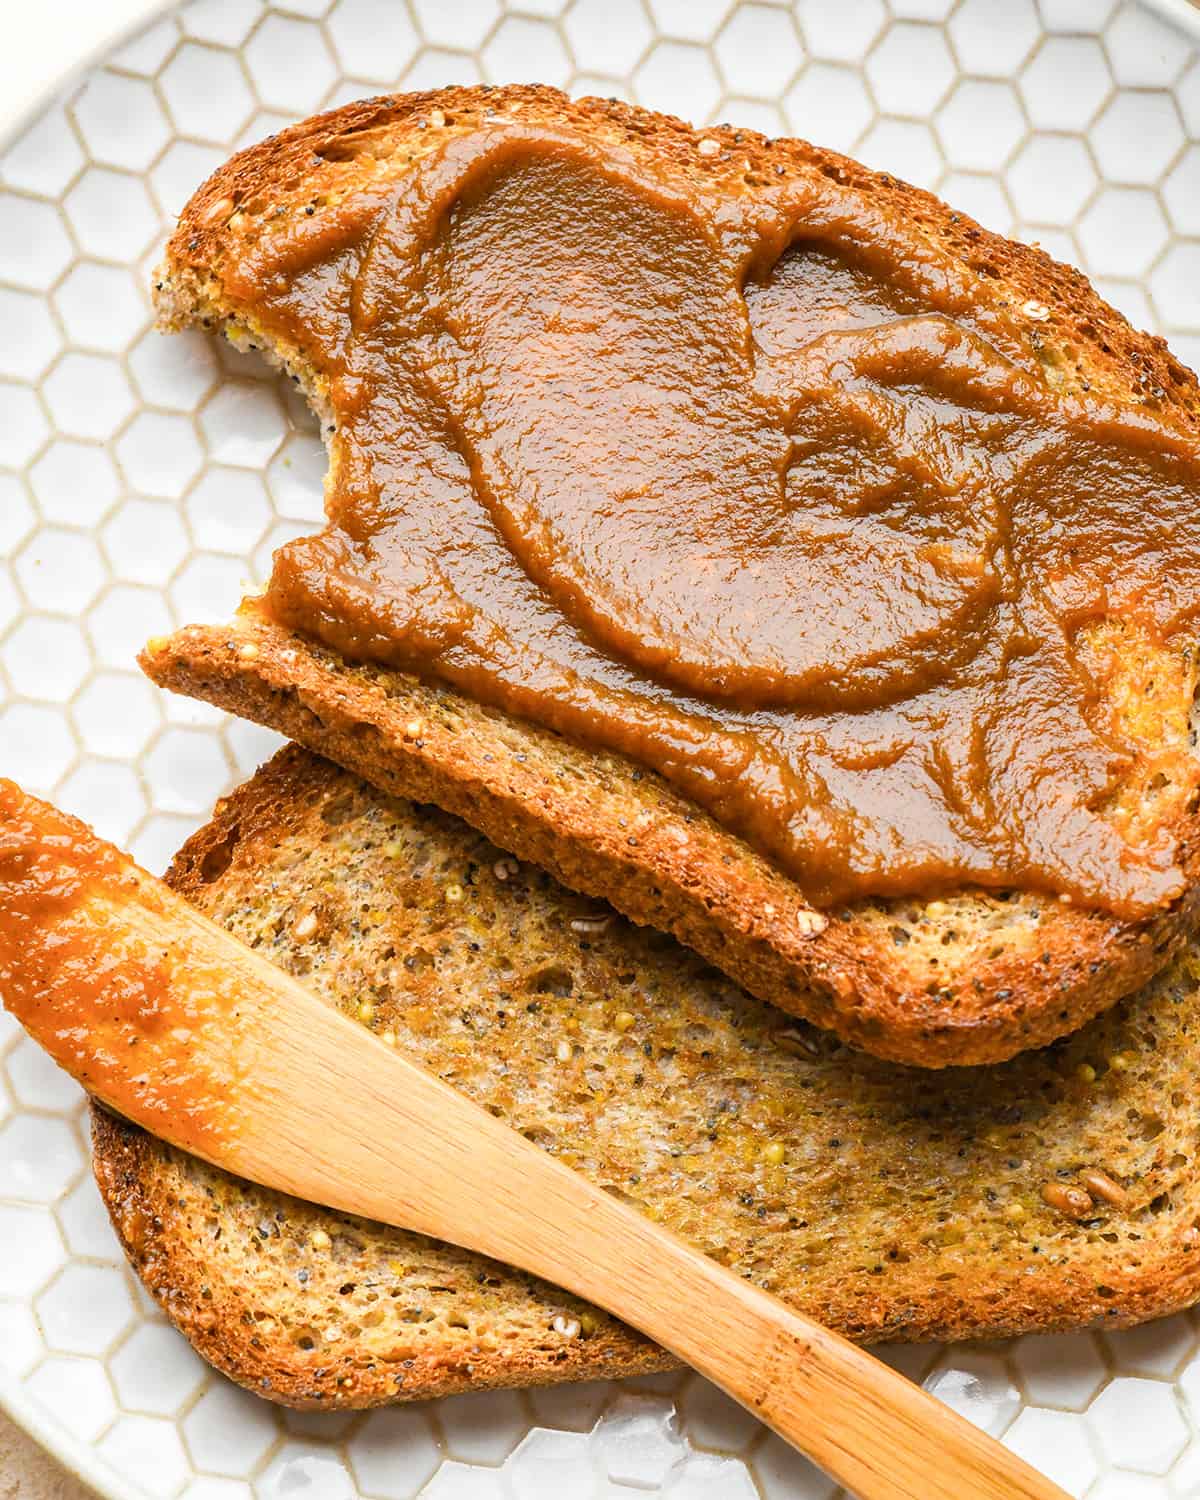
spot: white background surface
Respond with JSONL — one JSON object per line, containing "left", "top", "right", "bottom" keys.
{"left": 2, "top": 1, "right": 164, "bottom": 137}
{"left": 5, "top": 3, "right": 1200, "bottom": 1499}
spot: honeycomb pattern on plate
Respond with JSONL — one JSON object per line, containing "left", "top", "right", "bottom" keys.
{"left": 3, "top": 0, "right": 1200, "bottom": 1496}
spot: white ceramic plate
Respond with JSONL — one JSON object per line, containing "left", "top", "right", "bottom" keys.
{"left": 3, "top": 2, "right": 1200, "bottom": 1497}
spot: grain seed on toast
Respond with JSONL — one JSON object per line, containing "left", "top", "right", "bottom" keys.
{"left": 144, "top": 85, "right": 1200, "bottom": 1067}
{"left": 93, "top": 746, "right": 1200, "bottom": 1408}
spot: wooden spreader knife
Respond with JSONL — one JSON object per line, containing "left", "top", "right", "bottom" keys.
{"left": 0, "top": 781, "right": 1067, "bottom": 1500}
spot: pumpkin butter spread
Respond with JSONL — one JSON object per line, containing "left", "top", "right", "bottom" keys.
{"left": 223, "top": 122, "right": 1200, "bottom": 918}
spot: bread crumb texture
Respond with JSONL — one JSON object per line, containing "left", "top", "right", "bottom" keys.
{"left": 93, "top": 747, "right": 1200, "bottom": 1409}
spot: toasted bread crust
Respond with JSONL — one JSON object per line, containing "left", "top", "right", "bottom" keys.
{"left": 90, "top": 1109, "right": 672, "bottom": 1407}
{"left": 148, "top": 85, "right": 1200, "bottom": 1067}
{"left": 142, "top": 610, "right": 1200, "bottom": 1066}
{"left": 91, "top": 747, "right": 1200, "bottom": 1408}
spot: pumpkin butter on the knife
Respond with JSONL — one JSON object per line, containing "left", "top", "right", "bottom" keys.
{"left": 0, "top": 781, "right": 252, "bottom": 1153}
{"left": 224, "top": 122, "right": 1200, "bottom": 917}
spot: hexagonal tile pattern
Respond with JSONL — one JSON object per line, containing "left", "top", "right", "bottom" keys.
{"left": 117, "top": 411, "right": 205, "bottom": 498}
{"left": 1019, "top": 36, "right": 1112, "bottom": 130}
{"left": 55, "top": 1175, "right": 125, "bottom": 1262}
{"left": 85, "top": 583, "right": 173, "bottom": 669}
{"left": 680, "top": 1378, "right": 761, "bottom": 1455}
{"left": 55, "top": 264, "right": 148, "bottom": 355}
{"left": 199, "top": 382, "right": 288, "bottom": 467}
{"left": 564, "top": 0, "right": 652, "bottom": 79}
{"left": 37, "top": 1265, "right": 136, "bottom": 1357}
{"left": 244, "top": 14, "right": 338, "bottom": 113}
{"left": 259, "top": 1444, "right": 358, "bottom": 1500}
{"left": 593, "top": 1393, "right": 685, "bottom": 1485}
{"left": 421, "top": 1463, "right": 506, "bottom": 1500}
{"left": 0, "top": 382, "right": 49, "bottom": 467}
{"left": 1152, "top": 241, "right": 1200, "bottom": 330}
{"left": 109, "top": 1325, "right": 208, "bottom": 1419}
{"left": 102, "top": 497, "right": 191, "bottom": 584}
{"left": 14, "top": 528, "right": 106, "bottom": 613}
{"left": 1003, "top": 1407, "right": 1099, "bottom": 1497}
{"left": 6, "top": 6, "right": 1200, "bottom": 1500}
{"left": 0, "top": 287, "right": 61, "bottom": 381}
{"left": 64, "top": 168, "right": 161, "bottom": 263}
{"left": 1163, "top": 143, "right": 1200, "bottom": 235}
{"left": 923, "top": 1351, "right": 1021, "bottom": 1438}
{"left": 714, "top": 6, "right": 803, "bottom": 97}
{"left": 1106, "top": 2, "right": 1187, "bottom": 87}
{"left": 57, "top": 758, "right": 148, "bottom": 843}
{"left": 0, "top": 1114, "right": 83, "bottom": 1203}
{"left": 5, "top": 1033, "right": 82, "bottom": 1113}
{"left": 0, "top": 472, "right": 35, "bottom": 551}
{"left": 1093, "top": 89, "right": 1186, "bottom": 184}
{"left": 949, "top": 0, "right": 1040, "bottom": 77}
{"left": 795, "top": 0, "right": 886, "bottom": 63}
{"left": 1012, "top": 1332, "right": 1109, "bottom": 1412}
{"left": 866, "top": 22, "right": 955, "bottom": 116}
{"left": 411, "top": 0, "right": 500, "bottom": 50}
{"left": 29, "top": 440, "right": 121, "bottom": 525}
{"left": 755, "top": 1431, "right": 839, "bottom": 1498}
{"left": 935, "top": 79, "right": 1026, "bottom": 171}
{"left": 72, "top": 672, "right": 163, "bottom": 758}
{"left": 439, "top": 1388, "right": 526, "bottom": 1465}
{"left": 663, "top": 1453, "right": 759, "bottom": 1499}
{"left": 0, "top": 1303, "right": 44, "bottom": 1380}
{"left": 0, "top": 194, "right": 73, "bottom": 290}
{"left": 1, "top": 105, "right": 84, "bottom": 196}
{"left": 858, "top": 117, "right": 942, "bottom": 189}
{"left": 1106, "top": 1315, "right": 1197, "bottom": 1379}
{"left": 1078, "top": 186, "right": 1170, "bottom": 277}
{"left": 785, "top": 63, "right": 874, "bottom": 152}
{"left": 1088, "top": 1377, "right": 1190, "bottom": 1475}
{"left": 2, "top": 616, "right": 91, "bottom": 701}
{"left": 72, "top": 70, "right": 171, "bottom": 171}
{"left": 634, "top": 40, "right": 721, "bottom": 123}
{"left": 484, "top": 16, "right": 572, "bottom": 86}
{"left": 151, "top": 140, "right": 228, "bottom": 219}
{"left": 98, "top": 1416, "right": 191, "bottom": 1496}
{"left": 182, "top": 1383, "right": 278, "bottom": 1478}
{"left": 1007, "top": 133, "right": 1097, "bottom": 223}
{"left": 143, "top": 726, "right": 231, "bottom": 815}
{"left": 161, "top": 44, "right": 255, "bottom": 143}
{"left": 25, "top": 1358, "right": 117, "bottom": 1443}
{"left": 346, "top": 1408, "right": 441, "bottom": 1497}
{"left": 42, "top": 353, "right": 137, "bottom": 441}
{"left": 329, "top": 0, "right": 419, "bottom": 82}
{"left": 504, "top": 1430, "right": 596, "bottom": 1498}
{"left": 0, "top": 702, "right": 78, "bottom": 792}
{"left": 0, "top": 1205, "right": 67, "bottom": 1296}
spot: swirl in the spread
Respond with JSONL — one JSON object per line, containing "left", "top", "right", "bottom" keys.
{"left": 235, "top": 124, "right": 1200, "bottom": 916}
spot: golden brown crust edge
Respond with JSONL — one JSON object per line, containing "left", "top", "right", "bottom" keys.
{"left": 140, "top": 613, "right": 1200, "bottom": 1067}
{"left": 92, "top": 1100, "right": 1200, "bottom": 1411}
{"left": 88, "top": 744, "right": 1200, "bottom": 1409}
{"left": 160, "top": 84, "right": 1200, "bottom": 432}
{"left": 148, "top": 84, "right": 1200, "bottom": 1068}
{"left": 89, "top": 1107, "right": 674, "bottom": 1409}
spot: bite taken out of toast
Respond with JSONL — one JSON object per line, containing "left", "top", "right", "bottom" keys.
{"left": 93, "top": 745, "right": 1200, "bottom": 1410}
{"left": 144, "top": 84, "right": 1200, "bottom": 1068}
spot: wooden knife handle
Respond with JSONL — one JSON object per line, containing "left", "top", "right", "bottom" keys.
{"left": 0, "top": 783, "right": 1067, "bottom": 1500}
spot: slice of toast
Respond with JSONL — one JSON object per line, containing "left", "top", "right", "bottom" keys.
{"left": 143, "top": 85, "right": 1200, "bottom": 1067}
{"left": 92, "top": 745, "right": 1200, "bottom": 1410}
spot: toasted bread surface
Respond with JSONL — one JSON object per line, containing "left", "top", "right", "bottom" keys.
{"left": 93, "top": 746, "right": 1200, "bottom": 1409}
{"left": 147, "top": 85, "right": 1200, "bottom": 1067}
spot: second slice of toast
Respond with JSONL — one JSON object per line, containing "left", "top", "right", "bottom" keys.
{"left": 144, "top": 85, "right": 1200, "bottom": 1067}
{"left": 92, "top": 746, "right": 1200, "bottom": 1409}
